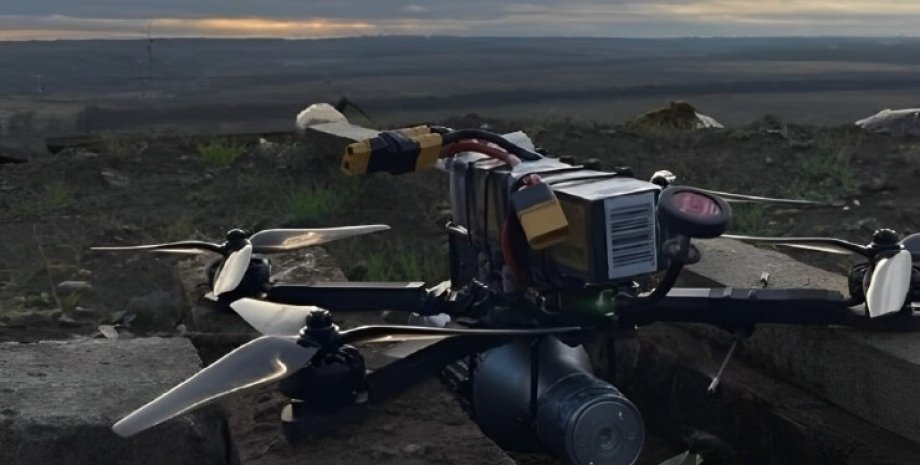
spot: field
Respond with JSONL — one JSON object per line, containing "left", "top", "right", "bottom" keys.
{"left": 1, "top": 36, "right": 920, "bottom": 140}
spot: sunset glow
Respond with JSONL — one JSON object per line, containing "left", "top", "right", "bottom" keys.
{"left": 1, "top": 1, "right": 918, "bottom": 40}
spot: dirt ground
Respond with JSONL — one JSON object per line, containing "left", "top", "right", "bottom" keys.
{"left": 1, "top": 115, "right": 919, "bottom": 463}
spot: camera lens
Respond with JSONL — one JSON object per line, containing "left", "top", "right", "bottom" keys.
{"left": 537, "top": 374, "right": 643, "bottom": 465}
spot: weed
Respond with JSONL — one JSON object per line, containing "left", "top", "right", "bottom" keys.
{"left": 160, "top": 214, "right": 196, "bottom": 241}
{"left": 198, "top": 139, "right": 248, "bottom": 167}
{"left": 727, "top": 203, "right": 778, "bottom": 236}
{"left": 5, "top": 182, "right": 76, "bottom": 218}
{"left": 60, "top": 291, "right": 82, "bottom": 311}
{"left": 98, "top": 132, "right": 137, "bottom": 156}
{"left": 364, "top": 244, "right": 447, "bottom": 282}
{"left": 286, "top": 184, "right": 351, "bottom": 225}
{"left": 789, "top": 141, "right": 859, "bottom": 200}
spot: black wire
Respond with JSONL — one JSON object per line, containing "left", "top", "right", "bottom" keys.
{"left": 643, "top": 263, "right": 684, "bottom": 306}
{"left": 442, "top": 129, "right": 543, "bottom": 161}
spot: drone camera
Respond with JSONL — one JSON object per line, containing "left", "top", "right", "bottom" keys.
{"left": 470, "top": 336, "right": 644, "bottom": 465}
{"left": 657, "top": 186, "right": 730, "bottom": 239}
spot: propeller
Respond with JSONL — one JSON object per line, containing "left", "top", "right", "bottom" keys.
{"left": 700, "top": 188, "right": 841, "bottom": 207}
{"left": 721, "top": 234, "right": 870, "bottom": 256}
{"left": 648, "top": 171, "right": 839, "bottom": 207}
{"left": 230, "top": 298, "right": 319, "bottom": 336}
{"left": 93, "top": 225, "right": 390, "bottom": 296}
{"left": 112, "top": 317, "right": 583, "bottom": 437}
{"left": 723, "top": 229, "right": 913, "bottom": 317}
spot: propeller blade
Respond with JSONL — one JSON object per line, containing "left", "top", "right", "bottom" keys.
{"left": 866, "top": 250, "right": 913, "bottom": 318}
{"left": 213, "top": 243, "right": 253, "bottom": 296}
{"left": 249, "top": 225, "right": 390, "bottom": 254}
{"left": 230, "top": 298, "right": 585, "bottom": 341}
{"left": 229, "top": 298, "right": 319, "bottom": 336}
{"left": 92, "top": 241, "right": 223, "bottom": 254}
{"left": 112, "top": 335, "right": 316, "bottom": 438}
{"left": 151, "top": 248, "right": 215, "bottom": 256}
{"left": 701, "top": 189, "right": 838, "bottom": 207}
{"left": 721, "top": 234, "right": 870, "bottom": 256}
{"left": 338, "top": 324, "right": 584, "bottom": 346}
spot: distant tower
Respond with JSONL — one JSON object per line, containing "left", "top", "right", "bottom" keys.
{"left": 35, "top": 74, "right": 45, "bottom": 94}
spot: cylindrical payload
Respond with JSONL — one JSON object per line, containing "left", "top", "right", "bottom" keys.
{"left": 471, "top": 337, "right": 644, "bottom": 465}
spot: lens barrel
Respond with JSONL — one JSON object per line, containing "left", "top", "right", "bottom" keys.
{"left": 536, "top": 373, "right": 643, "bottom": 465}
{"left": 471, "top": 337, "right": 644, "bottom": 465}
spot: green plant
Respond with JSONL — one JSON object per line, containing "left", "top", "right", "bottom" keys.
{"left": 98, "top": 132, "right": 136, "bottom": 156}
{"left": 197, "top": 139, "right": 248, "bottom": 167}
{"left": 364, "top": 245, "right": 447, "bottom": 282}
{"left": 5, "top": 182, "right": 76, "bottom": 218}
{"left": 287, "top": 186, "right": 343, "bottom": 224}
{"left": 60, "top": 291, "right": 82, "bottom": 311}
{"left": 726, "top": 204, "right": 777, "bottom": 236}
{"left": 789, "top": 142, "right": 858, "bottom": 200}
{"left": 160, "top": 214, "right": 196, "bottom": 241}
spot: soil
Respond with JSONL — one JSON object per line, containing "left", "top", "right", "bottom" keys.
{"left": 1, "top": 115, "right": 919, "bottom": 463}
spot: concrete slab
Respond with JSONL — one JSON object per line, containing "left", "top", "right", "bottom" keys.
{"left": 0, "top": 337, "right": 232, "bottom": 465}
{"left": 629, "top": 325, "right": 920, "bottom": 465}
{"left": 223, "top": 379, "right": 516, "bottom": 465}
{"left": 682, "top": 238, "right": 920, "bottom": 445}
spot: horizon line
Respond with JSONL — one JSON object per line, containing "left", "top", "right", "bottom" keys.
{"left": 2, "top": 33, "right": 919, "bottom": 43}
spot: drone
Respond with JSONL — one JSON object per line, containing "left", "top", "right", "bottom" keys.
{"left": 94, "top": 105, "right": 920, "bottom": 465}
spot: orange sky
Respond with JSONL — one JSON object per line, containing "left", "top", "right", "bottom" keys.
{"left": 1, "top": 1, "right": 918, "bottom": 40}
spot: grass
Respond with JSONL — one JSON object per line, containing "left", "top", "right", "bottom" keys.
{"left": 726, "top": 203, "right": 778, "bottom": 236}
{"left": 5, "top": 182, "right": 76, "bottom": 218}
{"left": 160, "top": 214, "right": 196, "bottom": 241}
{"left": 197, "top": 138, "right": 249, "bottom": 167}
{"left": 98, "top": 132, "right": 137, "bottom": 156}
{"left": 363, "top": 244, "right": 448, "bottom": 282}
{"left": 788, "top": 141, "right": 859, "bottom": 200}
{"left": 366, "top": 250, "right": 420, "bottom": 281}
{"left": 285, "top": 177, "right": 364, "bottom": 225}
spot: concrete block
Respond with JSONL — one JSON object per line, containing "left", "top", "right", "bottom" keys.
{"left": 629, "top": 325, "right": 920, "bottom": 465}
{"left": 683, "top": 238, "right": 920, "bottom": 445}
{"left": 223, "top": 379, "right": 515, "bottom": 465}
{"left": 0, "top": 337, "right": 232, "bottom": 465}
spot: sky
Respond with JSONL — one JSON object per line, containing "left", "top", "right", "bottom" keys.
{"left": 0, "top": 0, "right": 918, "bottom": 40}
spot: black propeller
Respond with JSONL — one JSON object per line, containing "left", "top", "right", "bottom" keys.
{"left": 112, "top": 312, "right": 583, "bottom": 437}
{"left": 93, "top": 225, "right": 390, "bottom": 297}
{"left": 722, "top": 229, "right": 914, "bottom": 318}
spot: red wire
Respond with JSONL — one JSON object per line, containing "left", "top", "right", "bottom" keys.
{"left": 441, "top": 139, "right": 544, "bottom": 291}
{"left": 441, "top": 141, "right": 521, "bottom": 167}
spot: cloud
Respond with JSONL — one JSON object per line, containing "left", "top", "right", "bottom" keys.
{"left": 0, "top": 1, "right": 918, "bottom": 40}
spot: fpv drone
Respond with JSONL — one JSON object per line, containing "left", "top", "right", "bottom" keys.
{"left": 95, "top": 105, "right": 920, "bottom": 465}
